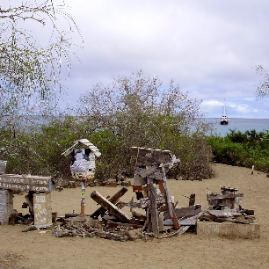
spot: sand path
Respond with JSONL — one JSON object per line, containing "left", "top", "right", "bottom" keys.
{"left": 0, "top": 163, "right": 269, "bottom": 269}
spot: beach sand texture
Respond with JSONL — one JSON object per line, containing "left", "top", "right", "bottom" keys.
{"left": 0, "top": 163, "right": 269, "bottom": 269}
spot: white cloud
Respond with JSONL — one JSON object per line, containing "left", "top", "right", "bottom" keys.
{"left": 38, "top": 0, "right": 269, "bottom": 118}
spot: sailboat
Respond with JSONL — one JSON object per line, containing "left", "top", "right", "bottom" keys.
{"left": 220, "top": 100, "right": 228, "bottom": 125}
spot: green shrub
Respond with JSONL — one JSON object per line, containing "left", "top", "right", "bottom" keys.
{"left": 208, "top": 129, "right": 269, "bottom": 173}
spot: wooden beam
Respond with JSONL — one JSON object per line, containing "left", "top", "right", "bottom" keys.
{"left": 90, "top": 187, "right": 128, "bottom": 219}
{"left": 90, "top": 191, "right": 131, "bottom": 223}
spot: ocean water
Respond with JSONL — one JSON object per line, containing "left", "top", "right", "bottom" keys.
{"left": 202, "top": 118, "right": 269, "bottom": 137}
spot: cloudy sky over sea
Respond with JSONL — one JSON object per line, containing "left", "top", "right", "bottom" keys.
{"left": 13, "top": 0, "right": 269, "bottom": 118}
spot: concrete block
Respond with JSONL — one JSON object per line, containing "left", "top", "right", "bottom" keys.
{"left": 197, "top": 221, "right": 260, "bottom": 239}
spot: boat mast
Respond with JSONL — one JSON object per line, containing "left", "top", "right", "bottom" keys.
{"left": 223, "top": 99, "right": 226, "bottom": 116}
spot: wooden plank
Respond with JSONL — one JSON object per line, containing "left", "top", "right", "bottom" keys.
{"left": 164, "top": 205, "right": 201, "bottom": 220}
{"left": 129, "top": 147, "right": 153, "bottom": 157}
{"left": 33, "top": 193, "right": 52, "bottom": 228}
{"left": 0, "top": 174, "right": 53, "bottom": 192}
{"left": 90, "top": 191, "right": 132, "bottom": 223}
{"left": 134, "top": 167, "right": 158, "bottom": 178}
{"left": 90, "top": 187, "right": 128, "bottom": 218}
{"left": 130, "top": 155, "right": 173, "bottom": 167}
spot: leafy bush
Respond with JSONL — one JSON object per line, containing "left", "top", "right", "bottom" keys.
{"left": 0, "top": 72, "right": 214, "bottom": 180}
{"left": 208, "top": 129, "right": 269, "bottom": 173}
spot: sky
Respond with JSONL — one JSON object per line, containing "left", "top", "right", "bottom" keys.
{"left": 20, "top": 0, "right": 269, "bottom": 118}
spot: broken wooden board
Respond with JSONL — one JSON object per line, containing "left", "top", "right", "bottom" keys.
{"left": 90, "top": 187, "right": 128, "bottom": 219}
{"left": 0, "top": 174, "right": 53, "bottom": 193}
{"left": 90, "top": 191, "right": 132, "bottom": 223}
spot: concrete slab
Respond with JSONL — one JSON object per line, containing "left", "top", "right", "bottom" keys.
{"left": 197, "top": 221, "right": 260, "bottom": 239}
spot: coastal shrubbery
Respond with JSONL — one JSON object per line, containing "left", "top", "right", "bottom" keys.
{"left": 208, "top": 129, "right": 269, "bottom": 173}
{"left": 0, "top": 72, "right": 213, "bottom": 180}
{"left": 0, "top": 115, "right": 212, "bottom": 180}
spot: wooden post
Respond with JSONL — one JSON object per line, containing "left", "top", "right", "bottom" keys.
{"left": 81, "top": 180, "right": 86, "bottom": 215}
{"left": 148, "top": 182, "right": 159, "bottom": 236}
{"left": 160, "top": 166, "right": 180, "bottom": 230}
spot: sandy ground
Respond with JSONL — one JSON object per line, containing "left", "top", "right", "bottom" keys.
{"left": 1, "top": 163, "right": 269, "bottom": 269}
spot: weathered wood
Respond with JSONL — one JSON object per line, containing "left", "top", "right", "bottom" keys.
{"left": 220, "top": 186, "right": 238, "bottom": 193}
{"left": 189, "top": 194, "right": 195, "bottom": 206}
{"left": 242, "top": 209, "right": 255, "bottom": 215}
{"left": 129, "top": 147, "right": 154, "bottom": 157}
{"left": 90, "top": 187, "right": 128, "bottom": 218}
{"left": 0, "top": 174, "right": 53, "bottom": 193}
{"left": 130, "top": 147, "right": 172, "bottom": 160}
{"left": 90, "top": 191, "right": 132, "bottom": 223}
{"left": 147, "top": 171, "right": 163, "bottom": 180}
{"left": 160, "top": 166, "right": 180, "bottom": 230}
{"left": 148, "top": 183, "right": 159, "bottom": 236}
{"left": 65, "top": 213, "right": 79, "bottom": 218}
{"left": 25, "top": 192, "right": 34, "bottom": 217}
{"left": 33, "top": 193, "right": 52, "bottom": 228}
{"left": 134, "top": 167, "right": 158, "bottom": 178}
{"left": 164, "top": 205, "right": 201, "bottom": 220}
{"left": 164, "top": 216, "right": 197, "bottom": 226}
{"left": 207, "top": 193, "right": 244, "bottom": 201}
{"left": 0, "top": 189, "right": 13, "bottom": 225}
{"left": 94, "top": 231, "right": 129, "bottom": 241}
{"left": 131, "top": 210, "right": 147, "bottom": 221}
{"left": 106, "top": 220, "right": 143, "bottom": 230}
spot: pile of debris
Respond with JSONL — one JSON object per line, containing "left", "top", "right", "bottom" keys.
{"left": 198, "top": 186, "right": 255, "bottom": 224}
{"left": 52, "top": 186, "right": 200, "bottom": 241}
{"left": 52, "top": 147, "right": 202, "bottom": 240}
